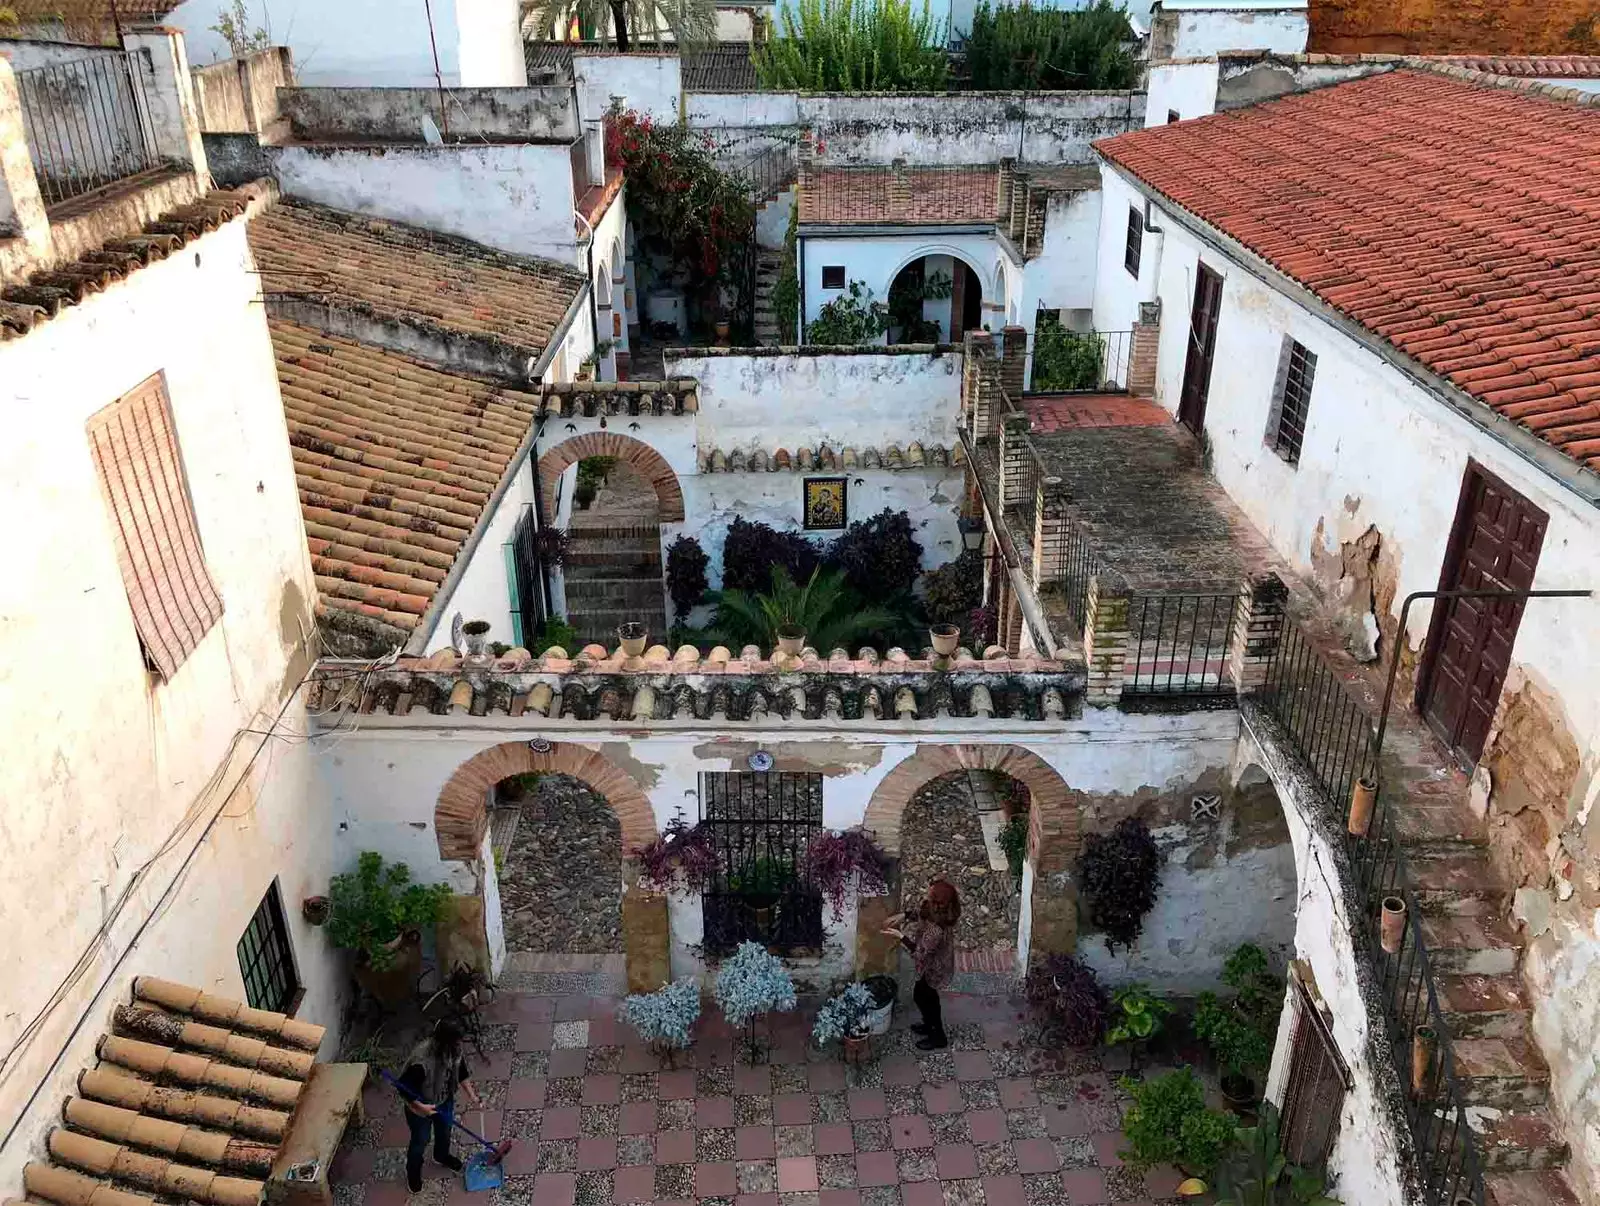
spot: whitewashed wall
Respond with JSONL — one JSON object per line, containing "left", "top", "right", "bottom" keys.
{"left": 798, "top": 232, "right": 1011, "bottom": 330}
{"left": 1145, "top": 60, "right": 1219, "bottom": 125}
{"left": 272, "top": 142, "right": 583, "bottom": 265}
{"left": 1089, "top": 164, "right": 1152, "bottom": 334}
{"left": 589, "top": 185, "right": 631, "bottom": 372}
{"left": 0, "top": 217, "right": 342, "bottom": 1183}
{"left": 1154, "top": 3, "right": 1308, "bottom": 57}
{"left": 424, "top": 459, "right": 537, "bottom": 655}
{"left": 573, "top": 52, "right": 681, "bottom": 123}
{"left": 1017, "top": 187, "right": 1102, "bottom": 323}
{"left": 456, "top": 0, "right": 527, "bottom": 86}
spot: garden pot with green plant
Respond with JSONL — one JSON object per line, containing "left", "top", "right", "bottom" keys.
{"left": 1105, "top": 982, "right": 1172, "bottom": 1073}
{"left": 714, "top": 941, "right": 797, "bottom": 1063}
{"left": 1194, "top": 944, "right": 1283, "bottom": 1114}
{"left": 326, "top": 852, "right": 453, "bottom": 1007}
{"left": 802, "top": 828, "right": 890, "bottom": 923}
{"left": 729, "top": 857, "right": 796, "bottom": 928}
{"left": 1119, "top": 1067, "right": 1236, "bottom": 1181}
{"left": 813, "top": 982, "right": 875, "bottom": 1062}
{"left": 620, "top": 976, "right": 702, "bottom": 1067}
{"left": 1212, "top": 1100, "right": 1341, "bottom": 1205}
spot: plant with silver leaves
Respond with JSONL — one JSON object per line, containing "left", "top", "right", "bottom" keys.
{"left": 620, "top": 977, "right": 702, "bottom": 1053}
{"left": 812, "top": 982, "right": 875, "bottom": 1047}
{"left": 713, "top": 941, "right": 797, "bottom": 1029}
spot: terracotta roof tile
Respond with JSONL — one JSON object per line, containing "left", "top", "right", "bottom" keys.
{"left": 271, "top": 320, "right": 543, "bottom": 634}
{"left": 799, "top": 165, "right": 1002, "bottom": 226}
{"left": 1096, "top": 69, "right": 1600, "bottom": 474}
{"left": 1432, "top": 55, "right": 1600, "bottom": 79}
{"left": 249, "top": 199, "right": 585, "bottom": 364}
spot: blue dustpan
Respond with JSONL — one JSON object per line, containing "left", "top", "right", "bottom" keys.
{"left": 463, "top": 1148, "right": 505, "bottom": 1192}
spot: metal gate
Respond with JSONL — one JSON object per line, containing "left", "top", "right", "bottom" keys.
{"left": 699, "top": 771, "right": 824, "bottom": 957}
{"left": 508, "top": 505, "right": 548, "bottom": 649}
{"left": 1279, "top": 974, "right": 1352, "bottom": 1169}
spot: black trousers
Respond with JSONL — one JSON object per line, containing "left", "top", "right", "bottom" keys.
{"left": 913, "top": 978, "right": 945, "bottom": 1041}
{"left": 405, "top": 1099, "right": 454, "bottom": 1184}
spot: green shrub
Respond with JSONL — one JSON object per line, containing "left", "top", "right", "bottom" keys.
{"left": 966, "top": 0, "right": 1137, "bottom": 91}
{"left": 1119, "top": 1068, "right": 1236, "bottom": 1175}
{"left": 1031, "top": 323, "right": 1107, "bottom": 391}
{"left": 1105, "top": 983, "right": 1172, "bottom": 1047}
{"left": 772, "top": 203, "right": 800, "bottom": 344}
{"left": 922, "top": 549, "right": 984, "bottom": 628}
{"left": 666, "top": 535, "right": 711, "bottom": 617}
{"left": 807, "top": 280, "right": 888, "bottom": 345}
{"left": 326, "top": 853, "right": 452, "bottom": 970}
{"left": 534, "top": 617, "right": 580, "bottom": 654}
{"left": 754, "top": 0, "right": 949, "bottom": 91}
{"left": 1195, "top": 943, "right": 1284, "bottom": 1080}
{"left": 996, "top": 814, "right": 1028, "bottom": 882}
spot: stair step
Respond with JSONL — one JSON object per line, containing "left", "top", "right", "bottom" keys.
{"left": 1485, "top": 1169, "right": 1581, "bottom": 1206}
{"left": 1435, "top": 974, "right": 1531, "bottom": 1039}
{"left": 1394, "top": 790, "right": 1490, "bottom": 848}
{"left": 1419, "top": 913, "right": 1521, "bottom": 976}
{"left": 1408, "top": 850, "right": 1506, "bottom": 914}
{"left": 1452, "top": 1036, "right": 1551, "bottom": 1107}
{"left": 1473, "top": 1109, "right": 1570, "bottom": 1172}
{"left": 566, "top": 580, "right": 666, "bottom": 604}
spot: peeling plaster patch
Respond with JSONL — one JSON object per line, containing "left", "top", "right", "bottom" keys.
{"left": 1481, "top": 668, "right": 1583, "bottom": 892}
{"left": 596, "top": 742, "right": 663, "bottom": 792}
{"left": 1309, "top": 518, "right": 1401, "bottom": 668}
{"left": 689, "top": 740, "right": 885, "bottom": 778}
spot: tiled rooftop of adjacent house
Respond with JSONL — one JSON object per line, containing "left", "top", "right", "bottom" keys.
{"left": 800, "top": 166, "right": 1002, "bottom": 226}
{"left": 1434, "top": 55, "right": 1600, "bottom": 78}
{"left": 250, "top": 199, "right": 586, "bottom": 364}
{"left": 1096, "top": 69, "right": 1600, "bottom": 473}
{"left": 271, "top": 320, "right": 543, "bottom": 638}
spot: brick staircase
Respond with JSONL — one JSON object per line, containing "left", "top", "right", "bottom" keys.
{"left": 754, "top": 247, "right": 786, "bottom": 346}
{"left": 563, "top": 524, "right": 666, "bottom": 648}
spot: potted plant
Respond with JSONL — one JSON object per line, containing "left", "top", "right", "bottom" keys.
{"left": 813, "top": 982, "right": 875, "bottom": 1063}
{"left": 1119, "top": 1067, "right": 1236, "bottom": 1182}
{"left": 1213, "top": 1101, "right": 1342, "bottom": 1204}
{"left": 1023, "top": 954, "right": 1110, "bottom": 1048}
{"left": 1079, "top": 817, "right": 1162, "bottom": 952}
{"left": 618, "top": 621, "right": 648, "bottom": 656}
{"left": 302, "top": 895, "right": 331, "bottom": 926}
{"left": 461, "top": 620, "right": 491, "bottom": 656}
{"left": 326, "top": 853, "right": 452, "bottom": 1006}
{"left": 534, "top": 525, "right": 570, "bottom": 567}
{"left": 620, "top": 976, "right": 702, "bottom": 1067}
{"left": 1105, "top": 983, "right": 1172, "bottom": 1072}
{"left": 929, "top": 623, "right": 960, "bottom": 657}
{"left": 802, "top": 828, "right": 890, "bottom": 922}
{"left": 727, "top": 856, "right": 796, "bottom": 931}
{"left": 996, "top": 814, "right": 1028, "bottom": 884}
{"left": 713, "top": 941, "right": 797, "bottom": 1063}
{"left": 634, "top": 816, "right": 718, "bottom": 895}
{"left": 775, "top": 622, "right": 806, "bottom": 657}
{"left": 1194, "top": 944, "right": 1283, "bottom": 1114}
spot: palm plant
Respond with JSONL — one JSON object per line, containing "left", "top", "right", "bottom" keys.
{"left": 524, "top": 0, "right": 716, "bottom": 51}
{"left": 707, "top": 566, "right": 899, "bottom": 655}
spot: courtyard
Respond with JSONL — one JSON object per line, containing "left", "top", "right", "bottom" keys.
{"left": 332, "top": 968, "right": 1187, "bottom": 1206}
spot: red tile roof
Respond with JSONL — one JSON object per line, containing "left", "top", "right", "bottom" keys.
{"left": 1096, "top": 69, "right": 1600, "bottom": 473}
{"left": 800, "top": 166, "right": 1001, "bottom": 226}
{"left": 1433, "top": 55, "right": 1600, "bottom": 79}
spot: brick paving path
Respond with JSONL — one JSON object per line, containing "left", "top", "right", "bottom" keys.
{"left": 333, "top": 986, "right": 1189, "bottom": 1206}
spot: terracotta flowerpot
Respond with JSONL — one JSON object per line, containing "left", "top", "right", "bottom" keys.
{"left": 842, "top": 1033, "right": 870, "bottom": 1065}
{"left": 1380, "top": 895, "right": 1408, "bottom": 954}
{"left": 776, "top": 625, "right": 806, "bottom": 657}
{"left": 929, "top": 624, "right": 960, "bottom": 657}
{"left": 618, "top": 622, "right": 647, "bottom": 657}
{"left": 1412, "top": 1025, "right": 1437, "bottom": 1096}
{"left": 1348, "top": 776, "right": 1376, "bottom": 836}
{"left": 354, "top": 930, "right": 423, "bottom": 1007}
{"left": 301, "top": 896, "right": 331, "bottom": 926}
{"left": 715, "top": 320, "right": 731, "bottom": 346}
{"left": 1220, "top": 1072, "right": 1257, "bottom": 1117}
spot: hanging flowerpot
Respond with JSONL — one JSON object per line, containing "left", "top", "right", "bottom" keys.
{"left": 1380, "top": 895, "right": 1407, "bottom": 954}
{"left": 1412, "top": 1025, "right": 1437, "bottom": 1096}
{"left": 301, "top": 896, "right": 331, "bottom": 926}
{"left": 618, "top": 622, "right": 648, "bottom": 657}
{"left": 929, "top": 623, "right": 960, "bottom": 658}
{"left": 1348, "top": 776, "right": 1377, "bottom": 836}
{"left": 775, "top": 624, "right": 806, "bottom": 658}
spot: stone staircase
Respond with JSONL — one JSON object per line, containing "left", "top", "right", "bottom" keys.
{"left": 562, "top": 524, "right": 667, "bottom": 647}
{"left": 754, "top": 247, "right": 787, "bottom": 346}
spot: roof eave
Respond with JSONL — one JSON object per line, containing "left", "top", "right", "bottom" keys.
{"left": 1098, "top": 157, "right": 1600, "bottom": 509}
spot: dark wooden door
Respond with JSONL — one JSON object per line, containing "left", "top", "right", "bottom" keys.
{"left": 1177, "top": 263, "right": 1224, "bottom": 433}
{"left": 1419, "top": 462, "right": 1547, "bottom": 764}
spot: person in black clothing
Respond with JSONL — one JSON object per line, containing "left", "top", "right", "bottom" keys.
{"left": 398, "top": 1020, "right": 483, "bottom": 1191}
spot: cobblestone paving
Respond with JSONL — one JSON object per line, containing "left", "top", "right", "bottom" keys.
{"left": 900, "top": 774, "right": 1019, "bottom": 953}
{"left": 499, "top": 776, "right": 624, "bottom": 954}
{"left": 333, "top": 988, "right": 1191, "bottom": 1206}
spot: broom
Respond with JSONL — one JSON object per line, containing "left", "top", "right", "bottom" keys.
{"left": 376, "top": 1068, "right": 515, "bottom": 1188}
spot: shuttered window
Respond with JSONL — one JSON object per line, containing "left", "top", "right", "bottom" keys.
{"left": 87, "top": 374, "right": 223, "bottom": 680}
{"left": 1279, "top": 970, "right": 1351, "bottom": 1168}
{"left": 1124, "top": 206, "right": 1143, "bottom": 278}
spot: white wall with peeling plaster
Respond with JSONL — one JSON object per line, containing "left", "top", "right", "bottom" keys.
{"left": 0, "top": 218, "right": 343, "bottom": 1185}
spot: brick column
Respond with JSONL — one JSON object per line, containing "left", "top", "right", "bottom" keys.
{"left": 999, "top": 324, "right": 1027, "bottom": 398}
{"left": 996, "top": 156, "right": 1015, "bottom": 223}
{"left": 1002, "top": 583, "right": 1024, "bottom": 656}
{"left": 999, "top": 412, "right": 1030, "bottom": 509}
{"left": 1083, "top": 572, "right": 1130, "bottom": 707}
{"left": 1227, "top": 571, "right": 1287, "bottom": 692}
{"left": 1032, "top": 476, "right": 1069, "bottom": 587}
{"left": 963, "top": 330, "right": 999, "bottom": 439}
{"left": 1127, "top": 299, "right": 1162, "bottom": 396}
{"left": 1008, "top": 174, "right": 1027, "bottom": 243}
{"left": 1023, "top": 187, "right": 1045, "bottom": 257}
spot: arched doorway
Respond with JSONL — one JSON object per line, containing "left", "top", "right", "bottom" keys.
{"left": 887, "top": 254, "right": 985, "bottom": 343}
{"left": 493, "top": 772, "right": 623, "bottom": 953}
{"left": 536, "top": 431, "right": 684, "bottom": 524}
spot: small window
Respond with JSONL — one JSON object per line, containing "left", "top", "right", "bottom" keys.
{"left": 1167, "top": 109, "right": 1180, "bottom": 124}
{"left": 1266, "top": 338, "right": 1318, "bottom": 465}
{"left": 238, "top": 882, "right": 300, "bottom": 1014}
{"left": 1124, "top": 207, "right": 1143, "bottom": 279}
{"left": 87, "top": 373, "right": 223, "bottom": 680}
{"left": 821, "top": 265, "right": 846, "bottom": 289}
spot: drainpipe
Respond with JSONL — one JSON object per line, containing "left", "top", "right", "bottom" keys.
{"left": 1141, "top": 198, "right": 1164, "bottom": 305}
{"left": 797, "top": 233, "right": 807, "bottom": 345}
{"left": 575, "top": 208, "right": 600, "bottom": 374}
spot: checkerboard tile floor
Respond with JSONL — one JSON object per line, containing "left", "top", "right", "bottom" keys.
{"left": 332, "top": 990, "right": 1189, "bottom": 1206}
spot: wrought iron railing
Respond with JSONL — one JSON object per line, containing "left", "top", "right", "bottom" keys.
{"left": 1023, "top": 327, "right": 1133, "bottom": 393}
{"left": 1038, "top": 509, "right": 1102, "bottom": 634}
{"left": 1124, "top": 592, "right": 1239, "bottom": 698}
{"left": 730, "top": 142, "right": 795, "bottom": 203}
{"left": 699, "top": 770, "right": 825, "bottom": 957}
{"left": 1255, "top": 614, "right": 1484, "bottom": 1206}
{"left": 15, "top": 51, "right": 162, "bottom": 208}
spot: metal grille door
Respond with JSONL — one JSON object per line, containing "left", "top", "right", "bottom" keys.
{"left": 699, "top": 772, "right": 824, "bottom": 956}
{"left": 1279, "top": 976, "right": 1351, "bottom": 1169}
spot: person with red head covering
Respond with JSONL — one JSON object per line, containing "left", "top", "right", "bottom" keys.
{"left": 884, "top": 879, "right": 961, "bottom": 1050}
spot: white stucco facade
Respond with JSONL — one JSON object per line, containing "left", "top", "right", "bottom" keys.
{"left": 0, "top": 217, "right": 342, "bottom": 1183}
{"left": 572, "top": 52, "right": 682, "bottom": 124}
{"left": 798, "top": 232, "right": 1014, "bottom": 335}
{"left": 1150, "top": 0, "right": 1308, "bottom": 58}
{"left": 1145, "top": 60, "right": 1220, "bottom": 125}
{"left": 1016, "top": 187, "right": 1103, "bottom": 325}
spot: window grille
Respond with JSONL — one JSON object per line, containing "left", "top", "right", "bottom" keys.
{"left": 1124, "top": 207, "right": 1144, "bottom": 278}
{"left": 1278, "top": 973, "right": 1351, "bottom": 1168}
{"left": 699, "top": 772, "right": 824, "bottom": 956}
{"left": 509, "top": 505, "right": 548, "bottom": 650}
{"left": 237, "top": 882, "right": 299, "bottom": 1014}
{"left": 86, "top": 373, "right": 223, "bottom": 680}
{"left": 1266, "top": 338, "right": 1317, "bottom": 465}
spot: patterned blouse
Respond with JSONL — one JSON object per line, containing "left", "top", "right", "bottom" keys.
{"left": 907, "top": 920, "right": 956, "bottom": 990}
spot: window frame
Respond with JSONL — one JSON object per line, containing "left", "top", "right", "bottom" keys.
{"left": 237, "top": 881, "right": 301, "bottom": 1015}
{"left": 1264, "top": 336, "right": 1318, "bottom": 466}
{"left": 1123, "top": 206, "right": 1143, "bottom": 279}
{"left": 1166, "top": 109, "right": 1180, "bottom": 124}
{"left": 820, "top": 265, "right": 847, "bottom": 290}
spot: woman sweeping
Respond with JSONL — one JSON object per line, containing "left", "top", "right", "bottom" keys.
{"left": 397, "top": 1020, "right": 484, "bottom": 1191}
{"left": 885, "top": 879, "right": 961, "bottom": 1050}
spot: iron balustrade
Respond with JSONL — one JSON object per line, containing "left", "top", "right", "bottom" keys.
{"left": 1008, "top": 443, "right": 1045, "bottom": 542}
{"left": 730, "top": 142, "right": 795, "bottom": 202}
{"left": 15, "top": 51, "right": 162, "bottom": 208}
{"left": 1038, "top": 510, "right": 1102, "bottom": 635}
{"left": 1023, "top": 328, "right": 1133, "bottom": 393}
{"left": 1122, "top": 591, "right": 1239, "bottom": 698}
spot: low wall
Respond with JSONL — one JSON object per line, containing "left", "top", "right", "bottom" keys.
{"left": 193, "top": 46, "right": 293, "bottom": 133}
{"left": 279, "top": 84, "right": 579, "bottom": 142}
{"left": 572, "top": 51, "right": 680, "bottom": 123}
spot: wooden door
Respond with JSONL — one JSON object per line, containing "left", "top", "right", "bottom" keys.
{"left": 1177, "top": 263, "right": 1224, "bottom": 433}
{"left": 1418, "top": 462, "right": 1547, "bottom": 764}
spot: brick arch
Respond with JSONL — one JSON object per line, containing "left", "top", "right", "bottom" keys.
{"left": 538, "top": 431, "right": 684, "bottom": 522}
{"left": 863, "top": 745, "right": 1076, "bottom": 872}
{"left": 434, "top": 740, "right": 657, "bottom": 862}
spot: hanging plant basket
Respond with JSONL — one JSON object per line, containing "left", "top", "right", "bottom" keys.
{"left": 302, "top": 896, "right": 331, "bottom": 926}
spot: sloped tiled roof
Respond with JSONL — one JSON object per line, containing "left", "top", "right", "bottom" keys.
{"left": 249, "top": 199, "right": 585, "bottom": 365}
{"left": 272, "top": 320, "right": 543, "bottom": 636}
{"left": 17, "top": 976, "right": 326, "bottom": 1206}
{"left": 1433, "top": 55, "right": 1600, "bottom": 79}
{"left": 1096, "top": 69, "right": 1600, "bottom": 474}
{"left": 800, "top": 166, "right": 1001, "bottom": 225}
